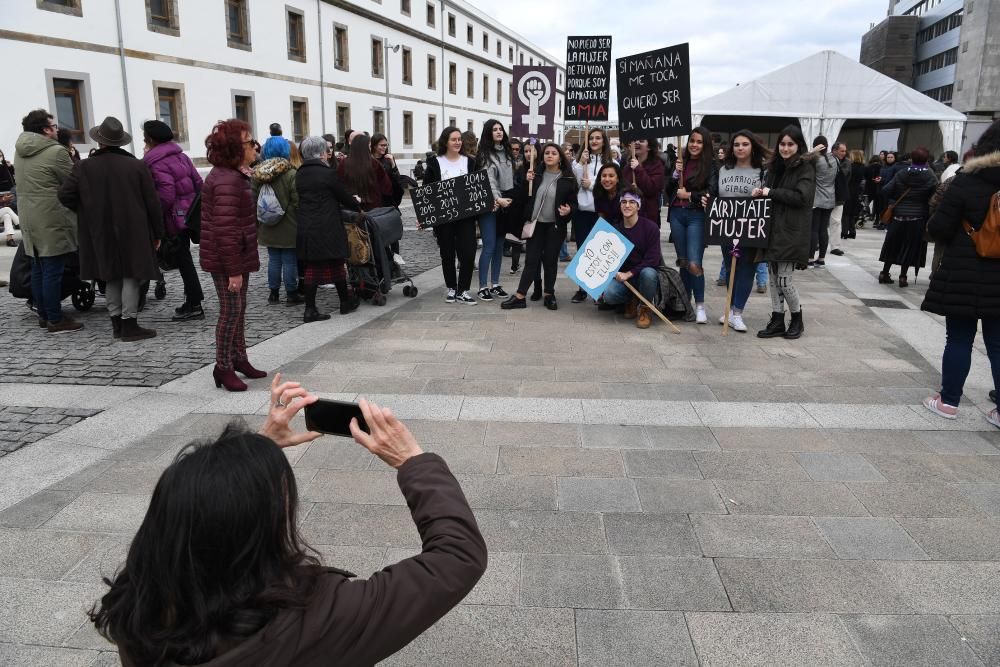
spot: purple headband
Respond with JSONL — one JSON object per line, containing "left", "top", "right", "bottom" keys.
{"left": 621, "top": 192, "right": 641, "bottom": 204}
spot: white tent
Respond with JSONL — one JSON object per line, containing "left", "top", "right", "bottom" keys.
{"left": 693, "top": 50, "right": 967, "bottom": 153}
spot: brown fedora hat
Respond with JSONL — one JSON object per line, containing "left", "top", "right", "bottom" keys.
{"left": 89, "top": 116, "right": 132, "bottom": 147}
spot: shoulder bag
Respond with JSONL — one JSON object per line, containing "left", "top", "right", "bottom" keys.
{"left": 521, "top": 178, "right": 557, "bottom": 239}
{"left": 880, "top": 187, "right": 910, "bottom": 224}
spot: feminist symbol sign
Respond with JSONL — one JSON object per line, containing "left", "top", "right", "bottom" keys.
{"left": 512, "top": 65, "right": 557, "bottom": 139}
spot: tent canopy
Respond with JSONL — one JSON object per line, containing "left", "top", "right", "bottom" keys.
{"left": 693, "top": 50, "right": 966, "bottom": 152}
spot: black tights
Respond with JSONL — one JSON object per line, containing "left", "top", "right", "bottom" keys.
{"left": 883, "top": 262, "right": 910, "bottom": 278}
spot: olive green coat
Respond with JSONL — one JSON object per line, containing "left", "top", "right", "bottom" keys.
{"left": 13, "top": 131, "right": 77, "bottom": 257}
{"left": 251, "top": 158, "right": 298, "bottom": 249}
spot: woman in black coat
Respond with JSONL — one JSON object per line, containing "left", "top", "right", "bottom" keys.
{"left": 921, "top": 121, "right": 1000, "bottom": 425}
{"left": 842, "top": 150, "right": 866, "bottom": 238}
{"left": 500, "top": 142, "right": 578, "bottom": 311}
{"left": 877, "top": 146, "right": 938, "bottom": 287}
{"left": 295, "top": 136, "right": 361, "bottom": 322}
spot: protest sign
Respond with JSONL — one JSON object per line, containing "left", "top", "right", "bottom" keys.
{"left": 565, "top": 36, "right": 612, "bottom": 121}
{"left": 615, "top": 43, "right": 692, "bottom": 142}
{"left": 565, "top": 218, "right": 634, "bottom": 300}
{"left": 705, "top": 197, "right": 772, "bottom": 248}
{"left": 511, "top": 65, "right": 557, "bottom": 139}
{"left": 410, "top": 170, "right": 494, "bottom": 228}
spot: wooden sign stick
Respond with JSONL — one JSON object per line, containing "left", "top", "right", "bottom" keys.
{"left": 722, "top": 242, "right": 739, "bottom": 337}
{"left": 631, "top": 140, "right": 638, "bottom": 187}
{"left": 623, "top": 281, "right": 681, "bottom": 334}
{"left": 527, "top": 143, "right": 535, "bottom": 197}
{"left": 676, "top": 135, "right": 685, "bottom": 189}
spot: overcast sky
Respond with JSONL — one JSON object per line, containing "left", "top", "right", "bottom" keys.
{"left": 472, "top": 0, "right": 891, "bottom": 104}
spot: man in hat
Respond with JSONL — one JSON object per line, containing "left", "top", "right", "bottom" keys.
{"left": 14, "top": 108, "right": 81, "bottom": 332}
{"left": 58, "top": 116, "right": 164, "bottom": 342}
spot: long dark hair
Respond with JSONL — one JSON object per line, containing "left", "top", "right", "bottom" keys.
{"left": 768, "top": 124, "right": 807, "bottom": 186}
{"left": 534, "top": 141, "right": 574, "bottom": 177}
{"left": 436, "top": 126, "right": 462, "bottom": 156}
{"left": 723, "top": 129, "right": 771, "bottom": 170}
{"left": 89, "top": 423, "right": 319, "bottom": 666}
{"left": 594, "top": 162, "right": 623, "bottom": 205}
{"left": 682, "top": 126, "right": 715, "bottom": 188}
{"left": 369, "top": 132, "right": 389, "bottom": 158}
{"left": 344, "top": 133, "right": 379, "bottom": 202}
{"left": 475, "top": 119, "right": 513, "bottom": 169}
{"left": 586, "top": 128, "right": 613, "bottom": 165}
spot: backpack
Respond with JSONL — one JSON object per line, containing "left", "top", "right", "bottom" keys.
{"left": 963, "top": 192, "right": 1000, "bottom": 258}
{"left": 256, "top": 183, "right": 285, "bottom": 225}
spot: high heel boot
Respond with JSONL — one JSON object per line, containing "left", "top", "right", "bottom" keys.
{"left": 232, "top": 358, "right": 267, "bottom": 379}
{"left": 335, "top": 279, "right": 360, "bottom": 314}
{"left": 213, "top": 365, "right": 247, "bottom": 392}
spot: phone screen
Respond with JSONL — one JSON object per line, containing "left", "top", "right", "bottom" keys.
{"left": 304, "top": 399, "right": 369, "bottom": 437}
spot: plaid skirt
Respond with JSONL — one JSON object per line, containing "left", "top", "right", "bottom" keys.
{"left": 304, "top": 260, "right": 347, "bottom": 285}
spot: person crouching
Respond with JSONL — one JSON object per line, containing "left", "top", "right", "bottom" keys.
{"left": 600, "top": 188, "right": 661, "bottom": 329}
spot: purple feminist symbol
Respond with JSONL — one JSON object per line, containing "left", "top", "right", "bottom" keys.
{"left": 730, "top": 238, "right": 742, "bottom": 260}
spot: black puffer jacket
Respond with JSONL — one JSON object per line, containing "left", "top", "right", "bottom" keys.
{"left": 882, "top": 165, "right": 938, "bottom": 218}
{"left": 295, "top": 159, "right": 359, "bottom": 262}
{"left": 922, "top": 151, "right": 1000, "bottom": 319}
{"left": 761, "top": 153, "right": 817, "bottom": 265}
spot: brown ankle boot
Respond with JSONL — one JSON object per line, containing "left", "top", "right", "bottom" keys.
{"left": 636, "top": 305, "right": 652, "bottom": 329}
{"left": 119, "top": 318, "right": 156, "bottom": 342}
{"left": 623, "top": 299, "right": 638, "bottom": 320}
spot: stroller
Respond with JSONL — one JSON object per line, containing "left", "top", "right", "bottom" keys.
{"left": 7, "top": 241, "right": 97, "bottom": 312}
{"left": 342, "top": 206, "right": 417, "bottom": 305}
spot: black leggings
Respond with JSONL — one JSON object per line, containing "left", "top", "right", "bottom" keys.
{"left": 811, "top": 208, "right": 832, "bottom": 259}
{"left": 517, "top": 222, "right": 566, "bottom": 296}
{"left": 434, "top": 218, "right": 477, "bottom": 292}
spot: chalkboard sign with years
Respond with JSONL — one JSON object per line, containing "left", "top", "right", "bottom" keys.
{"left": 411, "top": 169, "right": 495, "bottom": 228}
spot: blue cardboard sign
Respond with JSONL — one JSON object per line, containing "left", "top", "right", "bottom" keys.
{"left": 565, "top": 218, "right": 635, "bottom": 300}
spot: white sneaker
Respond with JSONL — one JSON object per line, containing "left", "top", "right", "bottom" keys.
{"left": 696, "top": 305, "right": 707, "bottom": 324}
{"left": 718, "top": 312, "right": 728, "bottom": 325}
{"left": 445, "top": 289, "right": 456, "bottom": 303}
{"left": 730, "top": 313, "right": 748, "bottom": 332}
{"left": 456, "top": 291, "right": 477, "bottom": 305}
{"left": 393, "top": 253, "right": 406, "bottom": 266}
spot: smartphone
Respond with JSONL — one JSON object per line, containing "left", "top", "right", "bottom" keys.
{"left": 304, "top": 399, "right": 369, "bottom": 437}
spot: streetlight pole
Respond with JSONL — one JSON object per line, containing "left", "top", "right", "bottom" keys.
{"left": 383, "top": 39, "right": 400, "bottom": 145}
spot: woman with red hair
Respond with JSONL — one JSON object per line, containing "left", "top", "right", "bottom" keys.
{"left": 200, "top": 119, "right": 265, "bottom": 392}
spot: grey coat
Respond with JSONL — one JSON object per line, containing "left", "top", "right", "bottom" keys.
{"left": 812, "top": 152, "right": 837, "bottom": 209}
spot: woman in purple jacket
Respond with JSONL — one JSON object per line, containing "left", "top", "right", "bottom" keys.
{"left": 200, "top": 119, "right": 265, "bottom": 392}
{"left": 142, "top": 120, "right": 205, "bottom": 321}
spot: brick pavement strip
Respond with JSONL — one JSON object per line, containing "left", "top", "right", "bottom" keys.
{"left": 0, "top": 406, "right": 101, "bottom": 457}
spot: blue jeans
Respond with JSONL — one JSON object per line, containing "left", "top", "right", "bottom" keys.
{"left": 940, "top": 316, "right": 1000, "bottom": 407}
{"left": 267, "top": 247, "right": 298, "bottom": 292}
{"left": 719, "top": 253, "right": 768, "bottom": 287}
{"left": 477, "top": 212, "right": 502, "bottom": 288}
{"left": 30, "top": 254, "right": 66, "bottom": 323}
{"left": 669, "top": 207, "right": 706, "bottom": 303}
{"left": 603, "top": 266, "right": 659, "bottom": 305}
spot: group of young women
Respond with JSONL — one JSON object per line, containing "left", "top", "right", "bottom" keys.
{"left": 425, "top": 119, "right": 820, "bottom": 339}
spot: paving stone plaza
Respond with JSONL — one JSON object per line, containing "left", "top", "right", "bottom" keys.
{"left": 2, "top": 205, "right": 1000, "bottom": 665}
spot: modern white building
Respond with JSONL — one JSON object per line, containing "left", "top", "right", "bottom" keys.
{"left": 1, "top": 0, "right": 565, "bottom": 169}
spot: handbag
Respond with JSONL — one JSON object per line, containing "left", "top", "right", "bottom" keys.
{"left": 521, "top": 179, "right": 557, "bottom": 239}
{"left": 184, "top": 192, "right": 202, "bottom": 243}
{"left": 880, "top": 187, "right": 910, "bottom": 224}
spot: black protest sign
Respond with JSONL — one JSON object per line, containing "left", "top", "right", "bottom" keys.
{"left": 615, "top": 42, "right": 692, "bottom": 142}
{"left": 411, "top": 169, "right": 495, "bottom": 228}
{"left": 705, "top": 197, "right": 772, "bottom": 248}
{"left": 511, "top": 65, "right": 558, "bottom": 139}
{"left": 565, "top": 36, "right": 612, "bottom": 121}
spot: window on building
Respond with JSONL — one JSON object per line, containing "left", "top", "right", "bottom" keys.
{"left": 427, "top": 55, "right": 436, "bottom": 89}
{"left": 400, "top": 0, "right": 409, "bottom": 15}
{"left": 447, "top": 13, "right": 455, "bottom": 36}
{"left": 448, "top": 116, "right": 456, "bottom": 128}
{"left": 53, "top": 78, "right": 85, "bottom": 142}
{"left": 558, "top": 99, "right": 562, "bottom": 117}
{"left": 426, "top": 2, "right": 434, "bottom": 26}
{"left": 509, "top": 46, "right": 513, "bottom": 63}
{"left": 36, "top": 0, "right": 82, "bottom": 16}
{"left": 467, "top": 68, "right": 474, "bottom": 98}
{"left": 467, "top": 119, "right": 473, "bottom": 132}
{"left": 287, "top": 8, "right": 305, "bottom": 61}
{"left": 483, "top": 74, "right": 488, "bottom": 102}
{"left": 225, "top": 0, "right": 250, "bottom": 49}
{"left": 466, "top": 25, "right": 473, "bottom": 44}
{"left": 336, "top": 103, "right": 351, "bottom": 138}
{"left": 146, "top": 0, "right": 179, "bottom": 34}
{"left": 448, "top": 62, "right": 456, "bottom": 94}
{"left": 496, "top": 39, "right": 501, "bottom": 57}
{"left": 519, "top": 53, "right": 524, "bottom": 65}
{"left": 401, "top": 47, "right": 412, "bottom": 84}
{"left": 156, "top": 85, "right": 187, "bottom": 143}
{"left": 558, "top": 72, "right": 562, "bottom": 86}
{"left": 372, "top": 37, "right": 384, "bottom": 77}
{"left": 334, "top": 24, "right": 349, "bottom": 70}
{"left": 529, "top": 57, "right": 533, "bottom": 65}
{"left": 403, "top": 112, "right": 413, "bottom": 146}
{"left": 373, "top": 109, "right": 385, "bottom": 135}
{"left": 496, "top": 78, "right": 502, "bottom": 105}
{"left": 291, "top": 98, "right": 309, "bottom": 141}
{"left": 482, "top": 32, "right": 488, "bottom": 52}
{"left": 428, "top": 115, "right": 436, "bottom": 145}
{"left": 233, "top": 93, "right": 254, "bottom": 129}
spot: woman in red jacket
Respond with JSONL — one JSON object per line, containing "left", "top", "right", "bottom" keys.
{"left": 200, "top": 119, "right": 265, "bottom": 392}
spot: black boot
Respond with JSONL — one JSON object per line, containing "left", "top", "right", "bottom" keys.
{"left": 783, "top": 309, "right": 804, "bottom": 339}
{"left": 285, "top": 289, "right": 305, "bottom": 305}
{"left": 267, "top": 288, "right": 280, "bottom": 305}
{"left": 756, "top": 311, "right": 786, "bottom": 338}
{"left": 334, "top": 279, "right": 360, "bottom": 315}
{"left": 302, "top": 284, "right": 330, "bottom": 323}
{"left": 110, "top": 315, "right": 122, "bottom": 339}
{"left": 120, "top": 317, "right": 157, "bottom": 342}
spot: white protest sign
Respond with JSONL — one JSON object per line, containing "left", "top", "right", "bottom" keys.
{"left": 565, "top": 218, "right": 635, "bottom": 300}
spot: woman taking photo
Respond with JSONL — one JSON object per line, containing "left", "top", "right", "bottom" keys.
{"left": 500, "top": 142, "right": 578, "bottom": 311}
{"left": 424, "top": 127, "right": 478, "bottom": 304}
{"left": 711, "top": 129, "right": 770, "bottom": 332}
{"left": 252, "top": 136, "right": 302, "bottom": 307}
{"left": 571, "top": 128, "right": 615, "bottom": 303}
{"left": 666, "top": 127, "right": 716, "bottom": 324}
{"left": 877, "top": 146, "right": 938, "bottom": 287}
{"left": 296, "top": 136, "right": 362, "bottom": 322}
{"left": 200, "top": 119, "right": 266, "bottom": 392}
{"left": 921, "top": 120, "right": 1000, "bottom": 425}
{"left": 753, "top": 125, "right": 816, "bottom": 340}
{"left": 474, "top": 119, "right": 516, "bottom": 301}
{"left": 622, "top": 137, "right": 665, "bottom": 228}
{"left": 338, "top": 134, "right": 393, "bottom": 212}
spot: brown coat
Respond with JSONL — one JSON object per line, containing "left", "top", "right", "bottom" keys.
{"left": 57, "top": 147, "right": 164, "bottom": 281}
{"left": 134, "top": 453, "right": 487, "bottom": 667}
